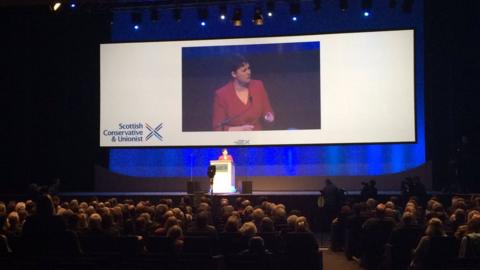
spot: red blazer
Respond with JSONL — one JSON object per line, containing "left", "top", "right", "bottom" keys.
{"left": 212, "top": 80, "right": 274, "bottom": 131}
{"left": 218, "top": 155, "right": 234, "bottom": 162}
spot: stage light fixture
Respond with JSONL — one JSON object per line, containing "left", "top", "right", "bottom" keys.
{"left": 173, "top": 7, "right": 182, "bottom": 22}
{"left": 252, "top": 6, "right": 264, "bottom": 25}
{"left": 150, "top": 8, "right": 159, "bottom": 23}
{"left": 314, "top": 0, "right": 322, "bottom": 11}
{"left": 340, "top": 0, "right": 348, "bottom": 11}
{"left": 402, "top": 0, "right": 414, "bottom": 13}
{"left": 197, "top": 7, "right": 209, "bottom": 26}
{"left": 266, "top": 0, "right": 275, "bottom": 17}
{"left": 289, "top": 1, "right": 300, "bottom": 21}
{"left": 219, "top": 4, "right": 227, "bottom": 20}
{"left": 50, "top": 1, "right": 63, "bottom": 12}
{"left": 131, "top": 11, "right": 142, "bottom": 30}
{"left": 361, "top": 0, "right": 372, "bottom": 16}
{"left": 69, "top": 1, "right": 77, "bottom": 9}
{"left": 232, "top": 7, "right": 242, "bottom": 27}
{"left": 389, "top": 0, "right": 397, "bottom": 8}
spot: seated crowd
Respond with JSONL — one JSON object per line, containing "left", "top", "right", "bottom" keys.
{"left": 330, "top": 194, "right": 480, "bottom": 270}
{"left": 0, "top": 193, "right": 321, "bottom": 269}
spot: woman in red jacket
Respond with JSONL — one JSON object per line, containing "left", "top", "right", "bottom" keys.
{"left": 212, "top": 55, "right": 274, "bottom": 131}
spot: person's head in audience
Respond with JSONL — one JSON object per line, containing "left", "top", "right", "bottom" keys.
{"left": 78, "top": 213, "right": 88, "bottom": 230}
{"left": 197, "top": 202, "right": 210, "bottom": 213}
{"left": 167, "top": 225, "right": 184, "bottom": 251}
{"left": 239, "top": 221, "right": 257, "bottom": 238}
{"left": 294, "top": 216, "right": 311, "bottom": 232}
{"left": 102, "top": 212, "right": 115, "bottom": 231}
{"left": 111, "top": 206, "right": 124, "bottom": 226}
{"left": 25, "top": 200, "right": 35, "bottom": 215}
{"left": 252, "top": 208, "right": 265, "bottom": 225}
{"left": 260, "top": 217, "right": 275, "bottom": 232}
{"left": 172, "top": 208, "right": 185, "bottom": 222}
{"left": 88, "top": 213, "right": 103, "bottom": 231}
{"left": 241, "top": 199, "right": 251, "bottom": 209}
{"left": 287, "top": 215, "right": 298, "bottom": 230}
{"left": 339, "top": 205, "right": 352, "bottom": 218}
{"left": 167, "top": 224, "right": 183, "bottom": 240}
{"left": 79, "top": 201, "right": 89, "bottom": 211}
{"left": 35, "top": 194, "right": 56, "bottom": 216}
{"left": 243, "top": 205, "right": 254, "bottom": 219}
{"left": 85, "top": 206, "right": 96, "bottom": 216}
{"left": 164, "top": 216, "right": 179, "bottom": 231}
{"left": 135, "top": 216, "right": 147, "bottom": 234}
{"left": 235, "top": 197, "right": 244, "bottom": 209}
{"left": 154, "top": 204, "right": 169, "bottom": 223}
{"left": 6, "top": 201, "right": 16, "bottom": 213}
{"left": 467, "top": 215, "right": 480, "bottom": 234}
{"left": 366, "top": 198, "right": 377, "bottom": 211}
{"left": 6, "top": 211, "right": 20, "bottom": 233}
{"left": 224, "top": 215, "right": 240, "bottom": 232}
{"left": 467, "top": 210, "right": 480, "bottom": 222}
{"left": 195, "top": 211, "right": 210, "bottom": 228}
{"left": 248, "top": 236, "right": 268, "bottom": 254}
{"left": 451, "top": 208, "right": 466, "bottom": 225}
{"left": 272, "top": 206, "right": 287, "bottom": 225}
{"left": 222, "top": 205, "right": 234, "bottom": 219}
{"left": 199, "top": 196, "right": 212, "bottom": 207}
{"left": 375, "top": 203, "right": 386, "bottom": 218}
{"left": 455, "top": 225, "right": 468, "bottom": 240}
{"left": 219, "top": 197, "right": 229, "bottom": 207}
{"left": 401, "top": 211, "right": 417, "bottom": 226}
{"left": 0, "top": 202, "right": 6, "bottom": 216}
{"left": 425, "top": 217, "right": 446, "bottom": 237}
{"left": 404, "top": 205, "right": 417, "bottom": 216}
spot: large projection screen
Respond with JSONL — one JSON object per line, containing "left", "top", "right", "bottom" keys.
{"left": 100, "top": 29, "right": 415, "bottom": 147}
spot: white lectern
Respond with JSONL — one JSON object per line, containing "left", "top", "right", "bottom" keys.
{"left": 209, "top": 160, "right": 236, "bottom": 193}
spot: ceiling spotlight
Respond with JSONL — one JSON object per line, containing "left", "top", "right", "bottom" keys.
{"left": 266, "top": 0, "right": 275, "bottom": 17}
{"left": 340, "top": 0, "right": 348, "bottom": 11}
{"left": 197, "top": 7, "right": 208, "bottom": 26}
{"left": 219, "top": 4, "right": 227, "bottom": 20}
{"left": 253, "top": 6, "right": 264, "bottom": 25}
{"left": 232, "top": 8, "right": 242, "bottom": 27}
{"left": 150, "top": 8, "right": 159, "bottom": 23}
{"left": 173, "top": 7, "right": 182, "bottom": 22}
{"left": 131, "top": 11, "right": 142, "bottom": 30}
{"left": 314, "top": 0, "right": 322, "bottom": 11}
{"left": 389, "top": 0, "right": 397, "bottom": 8}
{"left": 402, "top": 0, "right": 414, "bottom": 13}
{"left": 289, "top": 1, "right": 300, "bottom": 21}
{"left": 361, "top": 0, "right": 372, "bottom": 16}
{"left": 50, "top": 1, "right": 62, "bottom": 12}
{"left": 69, "top": 1, "right": 77, "bottom": 9}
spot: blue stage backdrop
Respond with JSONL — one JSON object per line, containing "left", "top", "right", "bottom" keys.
{"left": 108, "top": 1, "right": 425, "bottom": 178}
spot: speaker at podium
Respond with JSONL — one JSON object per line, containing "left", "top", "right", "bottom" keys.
{"left": 209, "top": 160, "right": 236, "bottom": 193}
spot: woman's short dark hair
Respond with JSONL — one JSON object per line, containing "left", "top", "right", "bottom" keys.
{"left": 229, "top": 54, "right": 249, "bottom": 73}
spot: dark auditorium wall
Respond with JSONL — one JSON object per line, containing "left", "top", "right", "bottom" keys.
{"left": 2, "top": 1, "right": 480, "bottom": 193}
{"left": 2, "top": 7, "right": 110, "bottom": 192}
{"left": 424, "top": 0, "right": 480, "bottom": 191}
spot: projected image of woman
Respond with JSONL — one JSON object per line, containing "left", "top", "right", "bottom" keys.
{"left": 212, "top": 55, "right": 274, "bottom": 131}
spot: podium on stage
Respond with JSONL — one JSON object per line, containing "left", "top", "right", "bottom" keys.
{"left": 209, "top": 160, "right": 236, "bottom": 193}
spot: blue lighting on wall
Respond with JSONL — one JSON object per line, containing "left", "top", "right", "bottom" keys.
{"left": 109, "top": 1, "right": 425, "bottom": 178}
